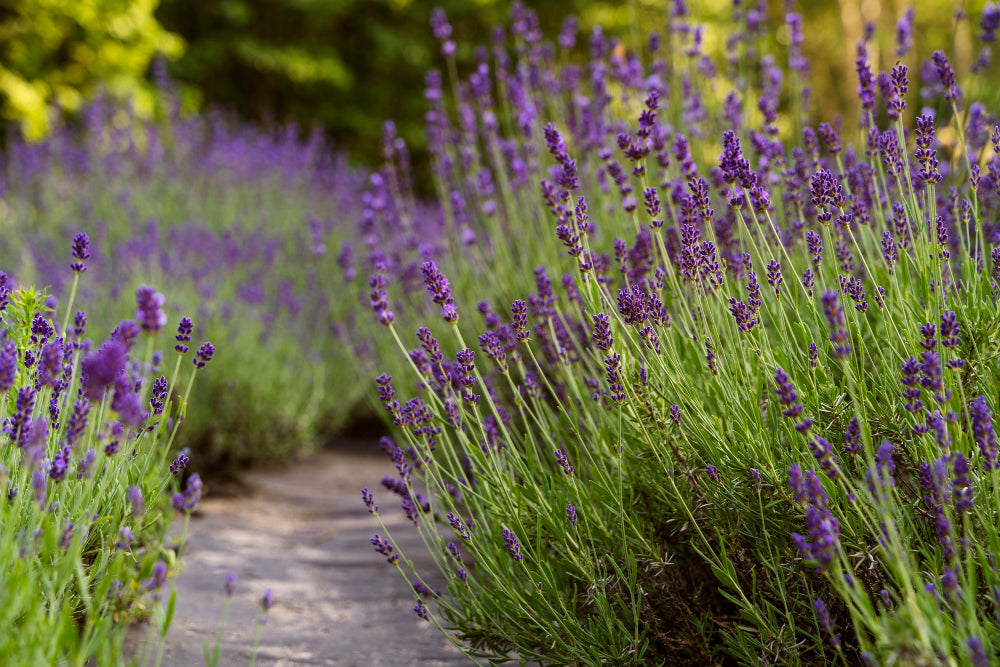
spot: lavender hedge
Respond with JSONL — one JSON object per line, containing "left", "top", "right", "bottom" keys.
{"left": 361, "top": 3, "right": 1000, "bottom": 664}
{"left": 0, "top": 235, "right": 213, "bottom": 662}
{"left": 0, "top": 92, "right": 426, "bottom": 466}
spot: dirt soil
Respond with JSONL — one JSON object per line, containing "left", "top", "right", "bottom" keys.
{"left": 128, "top": 441, "right": 476, "bottom": 666}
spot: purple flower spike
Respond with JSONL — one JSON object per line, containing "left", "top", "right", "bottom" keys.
{"left": 511, "top": 300, "right": 529, "bottom": 341}
{"left": 128, "top": 486, "right": 144, "bottom": 517}
{"left": 566, "top": 504, "right": 578, "bottom": 528}
{"left": 174, "top": 317, "right": 193, "bottom": 354}
{"left": 773, "top": 367, "right": 803, "bottom": 419}
{"left": 421, "top": 261, "right": 459, "bottom": 324}
{"left": 813, "top": 599, "right": 841, "bottom": 649}
{"left": 225, "top": 573, "right": 238, "bottom": 597}
{"left": 844, "top": 417, "right": 862, "bottom": 454}
{"left": 368, "top": 268, "right": 395, "bottom": 326}
{"left": 145, "top": 562, "right": 168, "bottom": 592}
{"left": 362, "top": 487, "right": 379, "bottom": 515}
{"left": 478, "top": 331, "right": 508, "bottom": 372}
{"left": 81, "top": 340, "right": 127, "bottom": 402}
{"left": 983, "top": 4, "right": 1000, "bottom": 49}
{"left": 169, "top": 453, "right": 189, "bottom": 475}
{"left": 502, "top": 528, "right": 524, "bottom": 562}
{"left": 173, "top": 472, "right": 202, "bottom": 512}
{"left": 855, "top": 44, "right": 876, "bottom": 111}
{"left": 71, "top": 233, "right": 91, "bottom": 273}
{"left": 953, "top": 453, "right": 973, "bottom": 513}
{"left": 969, "top": 637, "right": 990, "bottom": 667}
{"left": 193, "top": 342, "right": 215, "bottom": 369}
{"left": 554, "top": 449, "right": 574, "bottom": 475}
{"left": 430, "top": 7, "right": 455, "bottom": 55}
{"left": 896, "top": 8, "right": 914, "bottom": 56}
{"left": 931, "top": 51, "right": 961, "bottom": 104}
{"left": 821, "top": 291, "right": 851, "bottom": 358}
{"left": 371, "top": 533, "right": 398, "bottom": 564}
{"left": 971, "top": 396, "right": 999, "bottom": 470}
{"left": 135, "top": 286, "right": 167, "bottom": 333}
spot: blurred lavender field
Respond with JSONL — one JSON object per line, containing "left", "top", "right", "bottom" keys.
{"left": 0, "top": 88, "right": 454, "bottom": 468}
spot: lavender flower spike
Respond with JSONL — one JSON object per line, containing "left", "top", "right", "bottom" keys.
{"left": 71, "top": 233, "right": 91, "bottom": 273}
{"left": 502, "top": 528, "right": 524, "bottom": 562}
{"left": 193, "top": 342, "right": 215, "bottom": 368}
{"left": 421, "top": 261, "right": 459, "bottom": 324}
{"left": 175, "top": 317, "right": 193, "bottom": 353}
{"left": 971, "top": 396, "right": 999, "bottom": 470}
{"left": 135, "top": 285, "right": 167, "bottom": 333}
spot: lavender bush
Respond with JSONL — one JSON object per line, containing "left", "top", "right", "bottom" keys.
{"left": 0, "top": 90, "right": 418, "bottom": 466}
{"left": 0, "top": 233, "right": 211, "bottom": 662}
{"left": 363, "top": 3, "right": 1000, "bottom": 664}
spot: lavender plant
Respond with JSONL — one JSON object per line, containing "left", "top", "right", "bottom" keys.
{"left": 0, "top": 91, "right": 408, "bottom": 466}
{"left": 0, "top": 232, "right": 211, "bottom": 663}
{"left": 363, "top": 3, "right": 1000, "bottom": 664}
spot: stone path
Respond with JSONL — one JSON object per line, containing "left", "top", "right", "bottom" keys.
{"left": 129, "top": 441, "right": 475, "bottom": 666}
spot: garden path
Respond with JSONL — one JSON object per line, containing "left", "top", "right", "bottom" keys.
{"left": 128, "top": 440, "right": 474, "bottom": 666}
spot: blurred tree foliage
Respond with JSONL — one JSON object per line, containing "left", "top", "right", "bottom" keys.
{"left": 1, "top": 0, "right": 995, "bottom": 166}
{"left": 154, "top": 0, "right": 597, "bottom": 177}
{"left": 154, "top": 0, "right": 995, "bottom": 174}
{"left": 0, "top": 0, "right": 182, "bottom": 138}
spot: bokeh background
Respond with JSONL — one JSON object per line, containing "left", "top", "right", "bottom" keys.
{"left": 2, "top": 0, "right": 993, "bottom": 172}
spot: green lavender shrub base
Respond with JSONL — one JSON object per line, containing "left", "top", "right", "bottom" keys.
{"left": 358, "top": 4, "right": 1000, "bottom": 666}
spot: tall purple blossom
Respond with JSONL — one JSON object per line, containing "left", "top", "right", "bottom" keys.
{"left": 422, "top": 261, "right": 458, "bottom": 324}
{"left": 81, "top": 340, "right": 127, "bottom": 402}
{"left": 971, "top": 396, "right": 999, "bottom": 470}
{"left": 174, "top": 317, "right": 193, "bottom": 353}
{"left": 502, "top": 528, "right": 524, "bottom": 562}
{"left": 135, "top": 285, "right": 167, "bottom": 333}
{"left": 789, "top": 467, "right": 841, "bottom": 572}
{"left": 821, "top": 291, "right": 850, "bottom": 358}
{"left": 932, "top": 51, "right": 961, "bottom": 104}
{"left": 71, "top": 233, "right": 91, "bottom": 273}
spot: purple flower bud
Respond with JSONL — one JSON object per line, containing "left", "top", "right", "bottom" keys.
{"left": 169, "top": 453, "right": 189, "bottom": 475}
{"left": 193, "top": 342, "right": 215, "bottom": 369}
{"left": 896, "top": 8, "right": 914, "bottom": 56}
{"left": 502, "top": 528, "right": 524, "bottom": 562}
{"left": 932, "top": 51, "right": 961, "bottom": 104}
{"left": 362, "top": 487, "right": 378, "bottom": 515}
{"left": 145, "top": 561, "right": 168, "bottom": 592}
{"left": 174, "top": 317, "right": 193, "bottom": 354}
{"left": 592, "top": 313, "right": 613, "bottom": 351}
{"left": 448, "top": 512, "right": 471, "bottom": 540}
{"left": 971, "top": 396, "right": 999, "bottom": 470}
{"left": 813, "top": 599, "right": 841, "bottom": 649}
{"left": 261, "top": 588, "right": 275, "bottom": 613}
{"left": 511, "top": 300, "right": 529, "bottom": 341}
{"left": 953, "top": 452, "right": 973, "bottom": 513}
{"left": 71, "top": 233, "right": 91, "bottom": 273}
{"left": 225, "top": 573, "right": 238, "bottom": 597}
{"left": 554, "top": 449, "right": 574, "bottom": 475}
{"left": 116, "top": 526, "right": 135, "bottom": 551}
{"left": 135, "top": 286, "right": 167, "bottom": 333}
{"left": 174, "top": 473, "right": 202, "bottom": 512}
{"left": 821, "top": 291, "right": 851, "bottom": 358}
{"left": 773, "top": 367, "right": 803, "bottom": 418}
{"left": 566, "top": 504, "right": 578, "bottom": 528}
{"left": 128, "top": 486, "right": 144, "bottom": 517}
{"left": 969, "top": 637, "right": 989, "bottom": 667}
